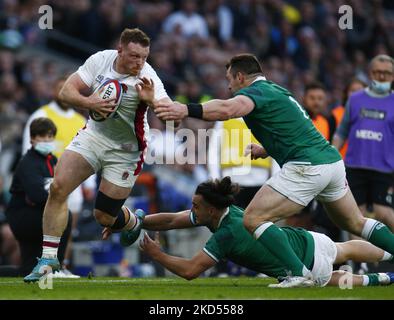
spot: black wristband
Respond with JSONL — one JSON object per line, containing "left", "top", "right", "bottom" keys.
{"left": 186, "top": 103, "right": 203, "bottom": 119}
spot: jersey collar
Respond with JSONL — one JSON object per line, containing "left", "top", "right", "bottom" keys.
{"left": 251, "top": 75, "right": 266, "bottom": 84}
{"left": 217, "top": 207, "right": 230, "bottom": 229}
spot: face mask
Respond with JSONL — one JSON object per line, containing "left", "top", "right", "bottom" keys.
{"left": 35, "top": 141, "right": 55, "bottom": 156}
{"left": 370, "top": 80, "right": 392, "bottom": 94}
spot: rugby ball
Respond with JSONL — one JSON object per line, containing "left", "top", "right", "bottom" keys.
{"left": 89, "top": 79, "right": 123, "bottom": 122}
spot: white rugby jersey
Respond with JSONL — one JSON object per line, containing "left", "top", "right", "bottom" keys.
{"left": 77, "top": 49, "right": 168, "bottom": 152}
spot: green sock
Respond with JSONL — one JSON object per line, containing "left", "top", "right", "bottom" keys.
{"left": 364, "top": 273, "right": 390, "bottom": 286}
{"left": 362, "top": 219, "right": 394, "bottom": 255}
{"left": 254, "top": 222, "right": 309, "bottom": 277}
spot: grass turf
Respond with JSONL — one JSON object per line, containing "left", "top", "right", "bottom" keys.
{"left": 0, "top": 277, "right": 392, "bottom": 300}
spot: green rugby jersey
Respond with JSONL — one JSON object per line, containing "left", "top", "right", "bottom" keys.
{"left": 235, "top": 79, "right": 341, "bottom": 167}
{"left": 192, "top": 205, "right": 315, "bottom": 278}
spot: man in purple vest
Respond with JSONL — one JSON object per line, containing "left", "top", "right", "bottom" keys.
{"left": 333, "top": 55, "right": 394, "bottom": 241}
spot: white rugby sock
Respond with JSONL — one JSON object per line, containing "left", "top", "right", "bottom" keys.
{"left": 381, "top": 251, "right": 393, "bottom": 261}
{"left": 362, "top": 275, "right": 369, "bottom": 286}
{"left": 42, "top": 235, "right": 60, "bottom": 259}
{"left": 253, "top": 222, "right": 274, "bottom": 240}
{"left": 361, "top": 218, "right": 379, "bottom": 240}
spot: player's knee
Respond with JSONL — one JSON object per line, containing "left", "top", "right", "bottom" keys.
{"left": 243, "top": 206, "right": 271, "bottom": 232}
{"left": 243, "top": 208, "right": 261, "bottom": 233}
{"left": 94, "top": 191, "right": 126, "bottom": 226}
{"left": 94, "top": 209, "right": 115, "bottom": 227}
{"left": 49, "top": 179, "right": 69, "bottom": 201}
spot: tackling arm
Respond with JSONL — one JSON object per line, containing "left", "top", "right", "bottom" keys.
{"left": 140, "top": 233, "right": 216, "bottom": 280}
{"left": 201, "top": 95, "right": 255, "bottom": 121}
{"left": 154, "top": 95, "right": 255, "bottom": 122}
{"left": 142, "top": 210, "right": 196, "bottom": 231}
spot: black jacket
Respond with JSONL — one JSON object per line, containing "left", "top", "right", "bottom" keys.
{"left": 6, "top": 148, "right": 57, "bottom": 214}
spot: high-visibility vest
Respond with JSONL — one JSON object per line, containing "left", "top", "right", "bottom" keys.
{"left": 332, "top": 105, "right": 348, "bottom": 158}
{"left": 312, "top": 114, "right": 330, "bottom": 141}
{"left": 221, "top": 118, "right": 271, "bottom": 169}
{"left": 42, "top": 105, "right": 86, "bottom": 158}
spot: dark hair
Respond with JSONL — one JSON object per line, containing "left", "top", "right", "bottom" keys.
{"left": 120, "top": 28, "right": 150, "bottom": 47}
{"left": 226, "top": 54, "right": 263, "bottom": 77}
{"left": 304, "top": 81, "right": 326, "bottom": 94}
{"left": 195, "top": 177, "right": 240, "bottom": 209}
{"left": 342, "top": 78, "right": 367, "bottom": 105}
{"left": 30, "top": 117, "right": 57, "bottom": 138}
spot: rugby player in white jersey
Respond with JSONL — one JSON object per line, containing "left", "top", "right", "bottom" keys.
{"left": 24, "top": 28, "right": 171, "bottom": 282}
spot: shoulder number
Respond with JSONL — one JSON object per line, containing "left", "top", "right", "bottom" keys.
{"left": 289, "top": 96, "right": 309, "bottom": 119}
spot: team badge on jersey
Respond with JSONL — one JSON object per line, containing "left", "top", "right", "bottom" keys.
{"left": 122, "top": 171, "right": 130, "bottom": 180}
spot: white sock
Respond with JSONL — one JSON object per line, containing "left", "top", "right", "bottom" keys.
{"left": 361, "top": 218, "right": 379, "bottom": 240}
{"left": 42, "top": 235, "right": 60, "bottom": 259}
{"left": 362, "top": 275, "right": 369, "bottom": 286}
{"left": 381, "top": 251, "right": 393, "bottom": 261}
{"left": 123, "top": 207, "right": 138, "bottom": 231}
{"left": 253, "top": 222, "right": 274, "bottom": 240}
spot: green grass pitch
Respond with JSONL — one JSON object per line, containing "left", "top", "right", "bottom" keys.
{"left": 0, "top": 277, "right": 392, "bottom": 300}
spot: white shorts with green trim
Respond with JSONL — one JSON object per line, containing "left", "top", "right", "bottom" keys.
{"left": 265, "top": 160, "right": 348, "bottom": 206}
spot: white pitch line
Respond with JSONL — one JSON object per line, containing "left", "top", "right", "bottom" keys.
{"left": 0, "top": 279, "right": 176, "bottom": 284}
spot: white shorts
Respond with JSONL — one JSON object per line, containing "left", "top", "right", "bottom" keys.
{"left": 266, "top": 160, "right": 348, "bottom": 206}
{"left": 309, "top": 231, "right": 338, "bottom": 287}
{"left": 66, "top": 129, "right": 144, "bottom": 188}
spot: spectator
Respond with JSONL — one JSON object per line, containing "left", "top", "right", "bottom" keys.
{"left": 162, "top": 0, "right": 209, "bottom": 39}
{"left": 5, "top": 118, "right": 72, "bottom": 276}
{"left": 22, "top": 75, "right": 92, "bottom": 277}
{"left": 302, "top": 82, "right": 336, "bottom": 142}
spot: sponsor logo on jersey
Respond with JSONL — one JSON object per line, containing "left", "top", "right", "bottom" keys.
{"left": 95, "top": 75, "right": 104, "bottom": 83}
{"left": 360, "top": 108, "right": 386, "bottom": 120}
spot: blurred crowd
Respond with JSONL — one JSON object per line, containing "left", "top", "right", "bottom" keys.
{"left": 0, "top": 0, "right": 393, "bottom": 275}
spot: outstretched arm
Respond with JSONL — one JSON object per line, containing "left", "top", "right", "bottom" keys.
{"left": 140, "top": 232, "right": 216, "bottom": 280}
{"left": 154, "top": 95, "right": 255, "bottom": 121}
{"left": 199, "top": 96, "right": 255, "bottom": 121}
{"left": 142, "top": 210, "right": 197, "bottom": 230}
{"left": 135, "top": 77, "right": 180, "bottom": 127}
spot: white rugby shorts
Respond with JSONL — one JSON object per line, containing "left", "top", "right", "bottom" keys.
{"left": 309, "top": 231, "right": 338, "bottom": 287}
{"left": 266, "top": 160, "right": 349, "bottom": 206}
{"left": 66, "top": 129, "right": 144, "bottom": 188}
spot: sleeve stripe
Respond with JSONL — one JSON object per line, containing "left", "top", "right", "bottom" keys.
{"left": 203, "top": 248, "right": 219, "bottom": 263}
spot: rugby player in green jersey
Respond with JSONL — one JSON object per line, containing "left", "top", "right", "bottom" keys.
{"left": 139, "top": 54, "right": 394, "bottom": 287}
{"left": 117, "top": 177, "right": 394, "bottom": 288}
